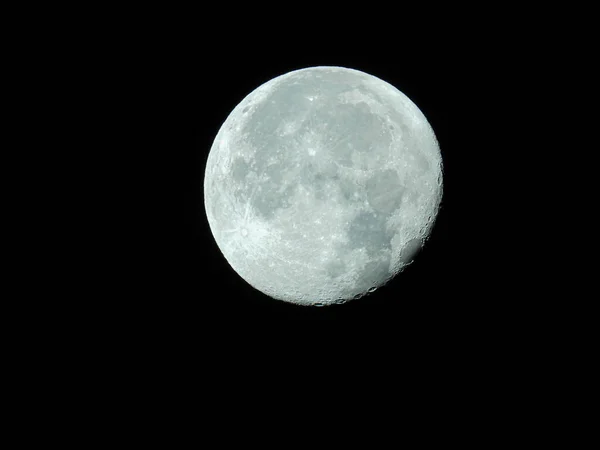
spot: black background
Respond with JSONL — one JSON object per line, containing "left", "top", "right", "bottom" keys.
{"left": 23, "top": 9, "right": 572, "bottom": 431}
{"left": 30, "top": 15, "right": 574, "bottom": 432}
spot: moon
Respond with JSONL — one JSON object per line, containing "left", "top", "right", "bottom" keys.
{"left": 204, "top": 66, "right": 443, "bottom": 306}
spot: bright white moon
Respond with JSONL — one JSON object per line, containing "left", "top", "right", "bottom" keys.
{"left": 204, "top": 66, "right": 443, "bottom": 306}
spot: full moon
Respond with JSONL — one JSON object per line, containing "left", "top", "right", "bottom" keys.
{"left": 204, "top": 66, "right": 443, "bottom": 306}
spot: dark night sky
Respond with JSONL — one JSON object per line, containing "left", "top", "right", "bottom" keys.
{"left": 54, "top": 15, "right": 565, "bottom": 414}
{"left": 49, "top": 10, "right": 558, "bottom": 420}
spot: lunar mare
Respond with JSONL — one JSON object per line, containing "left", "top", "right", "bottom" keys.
{"left": 204, "top": 66, "right": 443, "bottom": 306}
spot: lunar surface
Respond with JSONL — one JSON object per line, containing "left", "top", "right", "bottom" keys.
{"left": 204, "top": 66, "right": 443, "bottom": 306}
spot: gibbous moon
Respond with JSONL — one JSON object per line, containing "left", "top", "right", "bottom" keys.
{"left": 204, "top": 66, "right": 443, "bottom": 306}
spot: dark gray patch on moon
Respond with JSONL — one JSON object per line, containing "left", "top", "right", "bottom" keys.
{"left": 326, "top": 260, "right": 346, "bottom": 279}
{"left": 251, "top": 181, "right": 295, "bottom": 220}
{"left": 337, "top": 178, "right": 365, "bottom": 204}
{"left": 231, "top": 158, "right": 250, "bottom": 182}
{"left": 366, "top": 169, "right": 405, "bottom": 214}
{"left": 346, "top": 211, "right": 395, "bottom": 258}
{"left": 228, "top": 158, "right": 297, "bottom": 220}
